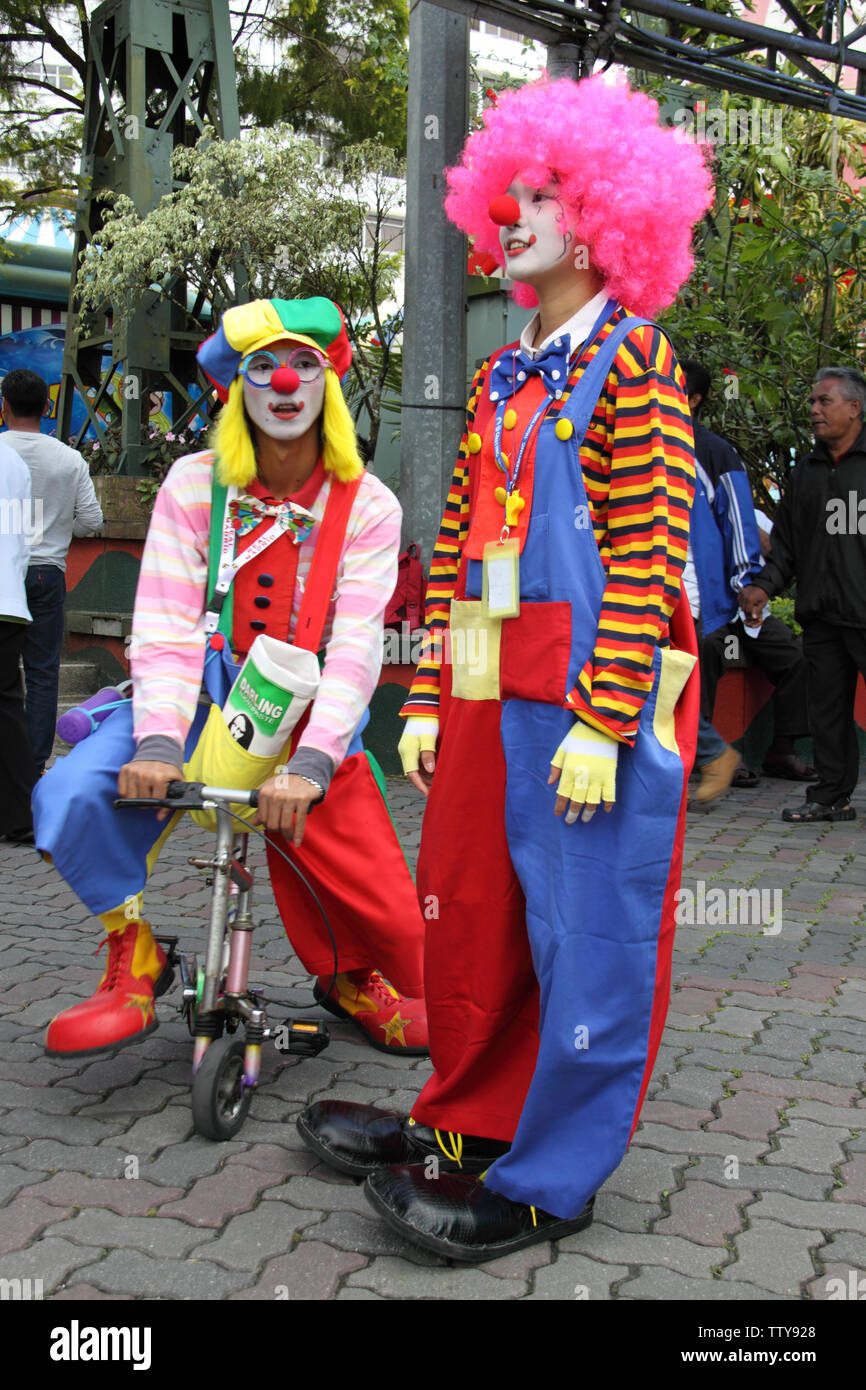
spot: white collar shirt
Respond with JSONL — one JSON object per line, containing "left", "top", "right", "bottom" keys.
{"left": 518, "top": 288, "right": 613, "bottom": 362}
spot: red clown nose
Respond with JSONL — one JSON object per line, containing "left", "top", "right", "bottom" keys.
{"left": 270, "top": 365, "right": 300, "bottom": 394}
{"left": 489, "top": 193, "right": 520, "bottom": 226}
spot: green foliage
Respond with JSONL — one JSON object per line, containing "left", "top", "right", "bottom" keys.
{"left": 0, "top": 0, "right": 407, "bottom": 217}
{"left": 468, "top": 71, "right": 531, "bottom": 131}
{"left": 0, "top": 0, "right": 87, "bottom": 219}
{"left": 237, "top": 0, "right": 408, "bottom": 154}
{"left": 768, "top": 596, "right": 802, "bottom": 636}
{"left": 74, "top": 127, "right": 404, "bottom": 463}
{"left": 656, "top": 90, "right": 866, "bottom": 513}
{"left": 79, "top": 418, "right": 205, "bottom": 510}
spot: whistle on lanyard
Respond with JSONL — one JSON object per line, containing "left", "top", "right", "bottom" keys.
{"left": 493, "top": 485, "right": 526, "bottom": 530}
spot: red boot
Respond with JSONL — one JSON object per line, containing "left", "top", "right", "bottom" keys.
{"left": 45, "top": 920, "right": 174, "bottom": 1058}
{"left": 314, "top": 969, "right": 429, "bottom": 1056}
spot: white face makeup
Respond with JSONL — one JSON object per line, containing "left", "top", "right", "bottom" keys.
{"left": 242, "top": 338, "right": 326, "bottom": 443}
{"left": 499, "top": 178, "right": 574, "bottom": 282}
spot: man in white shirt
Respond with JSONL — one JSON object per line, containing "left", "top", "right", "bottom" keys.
{"left": 1, "top": 369, "right": 103, "bottom": 772}
{"left": 0, "top": 438, "right": 38, "bottom": 841}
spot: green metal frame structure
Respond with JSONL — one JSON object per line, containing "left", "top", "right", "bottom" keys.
{"left": 434, "top": 1, "right": 866, "bottom": 117}
{"left": 58, "top": 0, "right": 239, "bottom": 474}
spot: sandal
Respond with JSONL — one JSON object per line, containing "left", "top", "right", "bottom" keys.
{"left": 732, "top": 765, "right": 760, "bottom": 788}
{"left": 782, "top": 799, "right": 856, "bottom": 824}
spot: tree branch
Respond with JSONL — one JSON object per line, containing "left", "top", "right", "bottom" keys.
{"left": 2, "top": 73, "right": 84, "bottom": 107}
{"left": 33, "top": 3, "right": 87, "bottom": 79}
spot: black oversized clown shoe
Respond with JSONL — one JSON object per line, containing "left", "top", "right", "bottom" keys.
{"left": 297, "top": 1100, "right": 511, "bottom": 1178}
{"left": 363, "top": 1164, "right": 595, "bottom": 1263}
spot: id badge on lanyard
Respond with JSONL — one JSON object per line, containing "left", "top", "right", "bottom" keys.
{"left": 482, "top": 538, "right": 520, "bottom": 619}
{"left": 481, "top": 392, "right": 549, "bottom": 620}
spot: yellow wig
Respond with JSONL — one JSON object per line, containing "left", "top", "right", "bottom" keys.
{"left": 212, "top": 366, "right": 364, "bottom": 488}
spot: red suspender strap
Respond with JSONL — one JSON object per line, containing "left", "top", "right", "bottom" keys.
{"left": 293, "top": 474, "right": 363, "bottom": 654}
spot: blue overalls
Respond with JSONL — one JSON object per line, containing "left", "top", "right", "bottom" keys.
{"left": 412, "top": 314, "right": 697, "bottom": 1217}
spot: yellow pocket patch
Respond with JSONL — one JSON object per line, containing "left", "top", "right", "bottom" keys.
{"left": 183, "top": 704, "right": 290, "bottom": 830}
{"left": 448, "top": 600, "right": 501, "bottom": 702}
{"left": 653, "top": 647, "right": 697, "bottom": 756}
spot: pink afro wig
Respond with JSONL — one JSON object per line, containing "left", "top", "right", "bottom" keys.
{"left": 444, "top": 74, "right": 714, "bottom": 317}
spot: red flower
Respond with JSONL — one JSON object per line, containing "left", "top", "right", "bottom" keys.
{"left": 468, "top": 248, "right": 500, "bottom": 277}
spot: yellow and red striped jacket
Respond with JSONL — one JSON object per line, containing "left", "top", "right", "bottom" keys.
{"left": 401, "top": 306, "right": 696, "bottom": 745}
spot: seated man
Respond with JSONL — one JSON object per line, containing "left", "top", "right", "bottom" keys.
{"left": 33, "top": 297, "right": 427, "bottom": 1059}
{"left": 680, "top": 359, "right": 814, "bottom": 801}
{"left": 297, "top": 77, "right": 713, "bottom": 1261}
{"left": 702, "top": 546, "right": 816, "bottom": 787}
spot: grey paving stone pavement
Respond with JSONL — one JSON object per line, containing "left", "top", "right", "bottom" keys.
{"left": 1, "top": 768, "right": 864, "bottom": 1301}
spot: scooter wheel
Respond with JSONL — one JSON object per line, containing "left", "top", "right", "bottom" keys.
{"left": 191, "top": 1035, "right": 252, "bottom": 1140}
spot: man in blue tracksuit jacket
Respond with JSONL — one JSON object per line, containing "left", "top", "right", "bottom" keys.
{"left": 682, "top": 360, "right": 813, "bottom": 802}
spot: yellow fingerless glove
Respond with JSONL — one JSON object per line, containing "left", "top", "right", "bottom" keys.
{"left": 550, "top": 720, "right": 619, "bottom": 809}
{"left": 398, "top": 716, "right": 439, "bottom": 776}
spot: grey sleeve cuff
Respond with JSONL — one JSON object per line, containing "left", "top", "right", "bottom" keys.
{"left": 286, "top": 747, "right": 336, "bottom": 797}
{"left": 132, "top": 735, "right": 185, "bottom": 768}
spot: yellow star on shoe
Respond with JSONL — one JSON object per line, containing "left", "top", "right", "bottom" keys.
{"left": 380, "top": 1012, "right": 410, "bottom": 1046}
{"left": 123, "top": 994, "right": 155, "bottom": 1028}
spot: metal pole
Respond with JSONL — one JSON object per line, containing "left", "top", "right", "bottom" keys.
{"left": 547, "top": 43, "right": 581, "bottom": 78}
{"left": 400, "top": 0, "right": 470, "bottom": 566}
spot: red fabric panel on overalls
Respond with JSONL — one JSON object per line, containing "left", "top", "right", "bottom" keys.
{"left": 265, "top": 747, "right": 425, "bottom": 994}
{"left": 409, "top": 660, "right": 539, "bottom": 1141}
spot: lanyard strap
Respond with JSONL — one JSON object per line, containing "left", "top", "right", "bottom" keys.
{"left": 487, "top": 299, "right": 620, "bottom": 509}
{"left": 492, "top": 393, "right": 551, "bottom": 496}
{"left": 204, "top": 459, "right": 363, "bottom": 655}
{"left": 206, "top": 477, "right": 311, "bottom": 638}
{"left": 204, "top": 486, "right": 287, "bottom": 637}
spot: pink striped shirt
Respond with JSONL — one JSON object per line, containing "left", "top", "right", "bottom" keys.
{"left": 131, "top": 450, "right": 400, "bottom": 768}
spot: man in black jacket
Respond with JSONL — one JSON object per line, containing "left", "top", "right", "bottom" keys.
{"left": 740, "top": 367, "right": 866, "bottom": 822}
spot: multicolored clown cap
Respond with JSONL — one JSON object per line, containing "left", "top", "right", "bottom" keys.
{"left": 198, "top": 297, "right": 353, "bottom": 403}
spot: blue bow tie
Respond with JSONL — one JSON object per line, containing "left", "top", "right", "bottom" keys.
{"left": 488, "top": 338, "right": 572, "bottom": 404}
